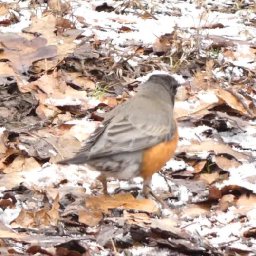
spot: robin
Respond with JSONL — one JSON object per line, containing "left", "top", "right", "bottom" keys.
{"left": 59, "top": 74, "right": 179, "bottom": 197}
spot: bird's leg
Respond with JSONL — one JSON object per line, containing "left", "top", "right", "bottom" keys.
{"left": 143, "top": 177, "right": 169, "bottom": 208}
{"left": 142, "top": 178, "right": 152, "bottom": 197}
{"left": 98, "top": 174, "right": 108, "bottom": 195}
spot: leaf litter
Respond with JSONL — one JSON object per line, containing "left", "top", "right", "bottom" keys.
{"left": 0, "top": 0, "right": 256, "bottom": 255}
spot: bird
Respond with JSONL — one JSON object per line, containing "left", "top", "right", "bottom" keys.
{"left": 58, "top": 74, "right": 179, "bottom": 197}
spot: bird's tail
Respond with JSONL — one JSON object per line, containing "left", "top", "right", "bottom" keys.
{"left": 58, "top": 154, "right": 89, "bottom": 165}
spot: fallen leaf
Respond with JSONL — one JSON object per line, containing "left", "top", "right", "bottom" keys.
{"left": 100, "top": 96, "right": 118, "bottom": 108}
{"left": 24, "top": 72, "right": 89, "bottom": 112}
{"left": 153, "top": 33, "right": 174, "bottom": 54}
{"left": 214, "top": 155, "right": 241, "bottom": 171}
{"left": 123, "top": 211, "right": 151, "bottom": 226}
{"left": 180, "top": 204, "right": 210, "bottom": 218}
{"left": 208, "top": 186, "right": 222, "bottom": 200}
{"left": 0, "top": 62, "right": 16, "bottom": 77}
{"left": 175, "top": 90, "right": 219, "bottom": 119}
{"left": 0, "top": 3, "right": 9, "bottom": 16}
{"left": 0, "top": 129, "right": 7, "bottom": 157}
{"left": 119, "top": 26, "right": 133, "bottom": 33}
{"left": 12, "top": 195, "right": 60, "bottom": 228}
{"left": 200, "top": 172, "right": 220, "bottom": 184}
{"left": 3, "top": 156, "right": 40, "bottom": 174}
{"left": 236, "top": 194, "right": 256, "bottom": 214}
{"left": 48, "top": 0, "right": 62, "bottom": 12}
{"left": 244, "top": 228, "right": 256, "bottom": 238}
{"left": 0, "top": 33, "right": 57, "bottom": 73}
{"left": 24, "top": 14, "right": 77, "bottom": 56}
{"left": 0, "top": 221, "right": 24, "bottom": 239}
{"left": 36, "top": 104, "right": 61, "bottom": 120}
{"left": 215, "top": 88, "right": 251, "bottom": 116}
{"left": 192, "top": 161, "right": 207, "bottom": 173}
{"left": 78, "top": 209, "right": 102, "bottom": 227}
{"left": 47, "top": 194, "right": 60, "bottom": 225}
{"left": 218, "top": 194, "right": 236, "bottom": 211}
{"left": 178, "top": 140, "right": 250, "bottom": 161}
{"left": 63, "top": 72, "right": 96, "bottom": 90}
{"left": 86, "top": 194, "right": 159, "bottom": 215}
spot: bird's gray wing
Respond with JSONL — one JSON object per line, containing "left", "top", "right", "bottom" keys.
{"left": 86, "top": 95, "right": 176, "bottom": 159}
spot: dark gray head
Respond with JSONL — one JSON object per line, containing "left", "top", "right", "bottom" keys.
{"left": 146, "top": 74, "right": 180, "bottom": 104}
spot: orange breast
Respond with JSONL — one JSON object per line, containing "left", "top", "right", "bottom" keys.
{"left": 140, "top": 130, "right": 178, "bottom": 180}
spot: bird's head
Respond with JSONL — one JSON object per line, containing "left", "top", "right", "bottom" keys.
{"left": 146, "top": 74, "right": 180, "bottom": 104}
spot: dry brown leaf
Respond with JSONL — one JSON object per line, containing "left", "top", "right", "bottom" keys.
{"left": 153, "top": 33, "right": 174, "bottom": 53}
{"left": 150, "top": 218, "right": 180, "bottom": 236}
{"left": 110, "top": 17, "right": 136, "bottom": 24}
{"left": 0, "top": 163, "right": 34, "bottom": 190}
{"left": 175, "top": 90, "right": 219, "bottom": 119}
{"left": 214, "top": 155, "right": 241, "bottom": 171}
{"left": 12, "top": 209, "right": 45, "bottom": 228}
{"left": 32, "top": 72, "right": 64, "bottom": 95}
{"left": 47, "top": 195, "right": 60, "bottom": 225}
{"left": 193, "top": 160, "right": 207, "bottom": 173}
{"left": 78, "top": 209, "right": 103, "bottom": 227}
{"left": 36, "top": 104, "right": 61, "bottom": 120}
{"left": 0, "top": 221, "right": 24, "bottom": 239}
{"left": 215, "top": 88, "right": 249, "bottom": 116}
{"left": 223, "top": 49, "right": 235, "bottom": 59}
{"left": 49, "top": 133, "right": 81, "bottom": 162}
{"left": 123, "top": 211, "right": 151, "bottom": 225}
{"left": 25, "top": 72, "right": 88, "bottom": 110}
{"left": 86, "top": 194, "right": 159, "bottom": 215}
{"left": 56, "top": 17, "right": 75, "bottom": 30}
{"left": 45, "top": 187, "right": 60, "bottom": 201}
{"left": 218, "top": 194, "right": 235, "bottom": 211}
{"left": 140, "top": 11, "right": 157, "bottom": 19}
{"left": 205, "top": 60, "right": 215, "bottom": 76}
{"left": 231, "top": 194, "right": 256, "bottom": 222}
{"left": 123, "top": 212, "right": 179, "bottom": 235}
{"left": 176, "top": 84, "right": 190, "bottom": 101}
{"left": 3, "top": 156, "right": 40, "bottom": 174}
{"left": 31, "top": 58, "right": 59, "bottom": 76}
{"left": 236, "top": 194, "right": 256, "bottom": 213}
{"left": 220, "top": 185, "right": 251, "bottom": 196}
{"left": 100, "top": 96, "right": 118, "bottom": 108}
{"left": 16, "top": 127, "right": 80, "bottom": 163}
{"left": 203, "top": 23, "right": 224, "bottom": 29}
{"left": 208, "top": 186, "right": 222, "bottom": 200}
{"left": 52, "top": 112, "right": 73, "bottom": 124}
{"left": 12, "top": 195, "right": 59, "bottom": 228}
{"left": 63, "top": 72, "right": 96, "bottom": 90}
{"left": 0, "top": 33, "right": 57, "bottom": 73}
{"left": 48, "top": 0, "right": 62, "bottom": 12}
{"left": 200, "top": 172, "right": 220, "bottom": 184}
{"left": 0, "top": 62, "right": 16, "bottom": 77}
{"left": 0, "top": 198, "right": 14, "bottom": 208}
{"left": 68, "top": 121, "right": 98, "bottom": 142}
{"left": 0, "top": 3, "right": 9, "bottom": 16}
{"left": 191, "top": 71, "right": 213, "bottom": 91}
{"left": 224, "top": 46, "right": 256, "bottom": 63}
{"left": 175, "top": 104, "right": 214, "bottom": 119}
{"left": 119, "top": 26, "right": 133, "bottom": 33}
{"left": 180, "top": 204, "right": 210, "bottom": 218}
{"left": 244, "top": 228, "right": 256, "bottom": 238}
{"left": 0, "top": 130, "right": 7, "bottom": 157}
{"left": 24, "top": 14, "right": 77, "bottom": 56}
{"left": 178, "top": 140, "right": 250, "bottom": 161}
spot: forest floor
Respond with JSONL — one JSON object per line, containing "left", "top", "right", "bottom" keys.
{"left": 0, "top": 0, "right": 256, "bottom": 255}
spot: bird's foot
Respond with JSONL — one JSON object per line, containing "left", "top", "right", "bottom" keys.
{"left": 113, "top": 185, "right": 140, "bottom": 197}
{"left": 143, "top": 184, "right": 169, "bottom": 209}
{"left": 97, "top": 174, "right": 109, "bottom": 195}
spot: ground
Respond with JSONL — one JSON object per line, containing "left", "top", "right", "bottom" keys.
{"left": 0, "top": 0, "right": 256, "bottom": 255}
